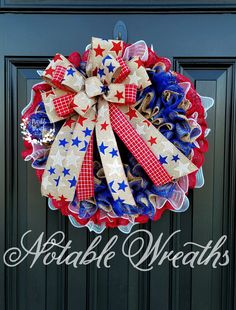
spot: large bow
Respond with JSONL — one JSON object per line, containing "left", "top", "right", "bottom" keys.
{"left": 41, "top": 37, "right": 197, "bottom": 207}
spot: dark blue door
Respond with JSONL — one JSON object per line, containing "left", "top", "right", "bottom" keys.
{"left": 0, "top": 3, "right": 235, "bottom": 310}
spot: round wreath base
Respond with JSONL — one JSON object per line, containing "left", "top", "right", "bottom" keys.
{"left": 21, "top": 39, "right": 213, "bottom": 234}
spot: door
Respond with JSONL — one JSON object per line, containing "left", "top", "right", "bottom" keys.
{"left": 0, "top": 3, "right": 235, "bottom": 310}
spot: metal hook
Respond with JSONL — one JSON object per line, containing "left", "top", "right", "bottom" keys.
{"left": 117, "top": 31, "right": 122, "bottom": 40}
{"left": 113, "top": 21, "right": 128, "bottom": 42}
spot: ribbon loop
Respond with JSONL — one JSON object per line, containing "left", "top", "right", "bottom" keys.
{"left": 125, "top": 57, "right": 151, "bottom": 89}
{"left": 115, "top": 57, "right": 131, "bottom": 83}
{"left": 43, "top": 54, "right": 85, "bottom": 93}
{"left": 103, "top": 83, "right": 138, "bottom": 105}
{"left": 123, "top": 40, "right": 149, "bottom": 62}
{"left": 53, "top": 94, "right": 75, "bottom": 118}
{"left": 86, "top": 37, "right": 124, "bottom": 76}
{"left": 98, "top": 54, "right": 121, "bottom": 84}
{"left": 51, "top": 65, "right": 67, "bottom": 89}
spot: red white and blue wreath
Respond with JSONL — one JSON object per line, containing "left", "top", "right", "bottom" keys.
{"left": 21, "top": 37, "right": 214, "bottom": 233}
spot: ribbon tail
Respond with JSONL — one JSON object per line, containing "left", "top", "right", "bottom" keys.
{"left": 57, "top": 108, "right": 96, "bottom": 201}
{"left": 41, "top": 114, "right": 78, "bottom": 200}
{"left": 116, "top": 104, "right": 198, "bottom": 180}
{"left": 76, "top": 133, "right": 95, "bottom": 201}
{"left": 109, "top": 104, "right": 172, "bottom": 186}
{"left": 95, "top": 99, "right": 136, "bottom": 207}
{"left": 42, "top": 108, "right": 96, "bottom": 202}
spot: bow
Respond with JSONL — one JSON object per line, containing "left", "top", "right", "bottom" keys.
{"left": 41, "top": 37, "right": 197, "bottom": 207}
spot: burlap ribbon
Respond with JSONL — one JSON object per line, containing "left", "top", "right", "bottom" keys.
{"left": 41, "top": 37, "right": 197, "bottom": 207}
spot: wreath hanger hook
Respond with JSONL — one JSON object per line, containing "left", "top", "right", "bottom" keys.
{"left": 113, "top": 20, "right": 128, "bottom": 42}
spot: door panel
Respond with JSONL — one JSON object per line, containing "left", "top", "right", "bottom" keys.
{"left": 0, "top": 12, "right": 235, "bottom": 310}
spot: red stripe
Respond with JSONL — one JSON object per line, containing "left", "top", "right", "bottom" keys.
{"left": 76, "top": 133, "right": 94, "bottom": 201}
{"left": 53, "top": 94, "right": 75, "bottom": 117}
{"left": 125, "top": 84, "right": 137, "bottom": 104}
{"left": 52, "top": 65, "right": 67, "bottom": 90}
{"left": 115, "top": 57, "right": 131, "bottom": 83}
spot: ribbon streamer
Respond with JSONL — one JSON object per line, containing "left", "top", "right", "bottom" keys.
{"left": 41, "top": 37, "right": 198, "bottom": 205}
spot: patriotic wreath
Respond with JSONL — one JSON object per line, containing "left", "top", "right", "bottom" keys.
{"left": 21, "top": 37, "right": 214, "bottom": 233}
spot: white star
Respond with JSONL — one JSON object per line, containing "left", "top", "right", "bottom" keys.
{"left": 72, "top": 74, "right": 84, "bottom": 88}
{"left": 86, "top": 83, "right": 100, "bottom": 97}
{"left": 74, "top": 93, "right": 95, "bottom": 116}
{"left": 159, "top": 140, "right": 174, "bottom": 154}
{"left": 37, "top": 70, "right": 44, "bottom": 77}
{"left": 174, "top": 161, "right": 191, "bottom": 176}
{"left": 48, "top": 105, "right": 54, "bottom": 113}
{"left": 42, "top": 92, "right": 54, "bottom": 101}
{"left": 128, "top": 71, "right": 141, "bottom": 85}
{"left": 76, "top": 91, "right": 87, "bottom": 101}
{"left": 86, "top": 63, "right": 93, "bottom": 73}
{"left": 65, "top": 152, "right": 80, "bottom": 167}
{"left": 98, "top": 105, "right": 108, "bottom": 118}
{"left": 106, "top": 137, "right": 116, "bottom": 144}
{"left": 50, "top": 150, "right": 64, "bottom": 166}
{"left": 106, "top": 159, "right": 123, "bottom": 176}
{"left": 42, "top": 175, "right": 53, "bottom": 190}
{"left": 136, "top": 124, "right": 146, "bottom": 135}
{"left": 46, "top": 99, "right": 55, "bottom": 113}
{"left": 48, "top": 59, "right": 56, "bottom": 69}
{"left": 58, "top": 179, "right": 67, "bottom": 189}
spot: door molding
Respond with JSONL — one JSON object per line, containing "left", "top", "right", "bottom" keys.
{"left": 173, "top": 57, "right": 236, "bottom": 310}
{"left": 2, "top": 1, "right": 236, "bottom": 13}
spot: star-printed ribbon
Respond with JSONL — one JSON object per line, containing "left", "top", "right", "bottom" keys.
{"left": 41, "top": 37, "right": 197, "bottom": 206}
